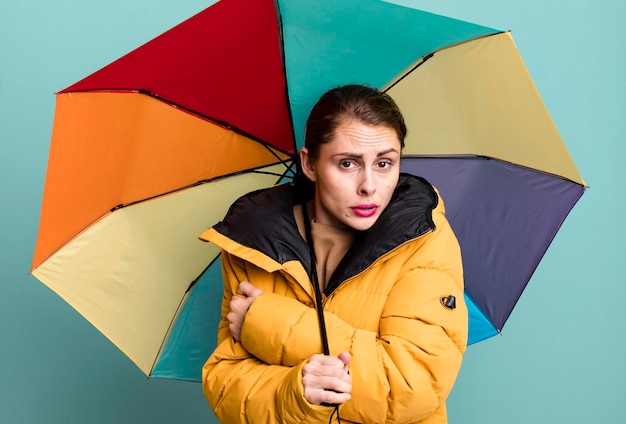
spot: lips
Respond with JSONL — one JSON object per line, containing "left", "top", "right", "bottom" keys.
{"left": 351, "top": 204, "right": 378, "bottom": 218}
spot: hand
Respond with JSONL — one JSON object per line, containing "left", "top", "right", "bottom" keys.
{"left": 227, "top": 281, "right": 263, "bottom": 341}
{"left": 302, "top": 352, "right": 352, "bottom": 405}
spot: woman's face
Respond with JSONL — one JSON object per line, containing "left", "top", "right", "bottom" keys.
{"left": 300, "top": 119, "right": 401, "bottom": 231}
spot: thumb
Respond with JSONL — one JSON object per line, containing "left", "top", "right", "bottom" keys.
{"left": 238, "top": 281, "right": 262, "bottom": 298}
{"left": 237, "top": 281, "right": 253, "bottom": 296}
{"left": 338, "top": 351, "right": 351, "bottom": 367}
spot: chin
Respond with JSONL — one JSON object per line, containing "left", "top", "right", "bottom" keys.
{"left": 346, "top": 217, "right": 378, "bottom": 232}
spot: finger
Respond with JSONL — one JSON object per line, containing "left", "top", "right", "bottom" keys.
{"left": 229, "top": 297, "right": 244, "bottom": 313}
{"left": 238, "top": 281, "right": 263, "bottom": 298}
{"left": 228, "top": 322, "right": 241, "bottom": 341}
{"left": 236, "top": 281, "right": 248, "bottom": 296}
{"left": 308, "top": 354, "right": 346, "bottom": 368}
{"left": 231, "top": 295, "right": 255, "bottom": 312}
{"left": 311, "top": 388, "right": 351, "bottom": 406}
{"left": 307, "top": 354, "right": 325, "bottom": 365}
{"left": 323, "top": 374, "right": 352, "bottom": 393}
{"left": 302, "top": 366, "right": 352, "bottom": 390}
{"left": 226, "top": 310, "right": 242, "bottom": 326}
{"left": 338, "top": 351, "right": 351, "bottom": 367}
{"left": 324, "top": 367, "right": 352, "bottom": 386}
{"left": 237, "top": 280, "right": 255, "bottom": 295}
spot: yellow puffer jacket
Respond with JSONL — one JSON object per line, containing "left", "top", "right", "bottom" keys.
{"left": 200, "top": 174, "right": 467, "bottom": 423}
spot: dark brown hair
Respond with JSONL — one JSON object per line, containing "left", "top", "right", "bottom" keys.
{"left": 304, "top": 84, "right": 407, "bottom": 161}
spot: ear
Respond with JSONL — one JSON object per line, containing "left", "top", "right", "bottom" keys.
{"left": 299, "top": 147, "right": 317, "bottom": 182}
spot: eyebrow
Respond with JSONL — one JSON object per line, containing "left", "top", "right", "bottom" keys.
{"left": 332, "top": 148, "right": 400, "bottom": 159}
{"left": 376, "top": 148, "right": 400, "bottom": 157}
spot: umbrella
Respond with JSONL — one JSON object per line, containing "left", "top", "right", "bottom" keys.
{"left": 31, "top": 0, "right": 585, "bottom": 382}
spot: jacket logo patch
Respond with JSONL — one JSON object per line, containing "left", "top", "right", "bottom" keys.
{"left": 440, "top": 295, "right": 456, "bottom": 310}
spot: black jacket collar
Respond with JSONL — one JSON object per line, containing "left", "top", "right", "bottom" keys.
{"left": 213, "top": 173, "right": 437, "bottom": 294}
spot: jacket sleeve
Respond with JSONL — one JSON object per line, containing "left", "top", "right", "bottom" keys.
{"left": 202, "top": 251, "right": 335, "bottom": 423}
{"left": 238, "top": 206, "right": 468, "bottom": 423}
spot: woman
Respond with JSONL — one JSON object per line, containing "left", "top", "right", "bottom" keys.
{"left": 199, "top": 85, "right": 467, "bottom": 423}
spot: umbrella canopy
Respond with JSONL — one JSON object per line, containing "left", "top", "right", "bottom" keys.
{"left": 32, "top": 0, "right": 585, "bottom": 382}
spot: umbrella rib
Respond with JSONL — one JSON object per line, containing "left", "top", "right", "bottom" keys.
{"left": 383, "top": 31, "right": 503, "bottom": 92}
{"left": 384, "top": 52, "right": 435, "bottom": 92}
{"left": 150, "top": 273, "right": 203, "bottom": 378}
{"left": 400, "top": 153, "right": 587, "bottom": 186}
{"left": 60, "top": 87, "right": 294, "bottom": 157}
{"left": 150, "top": 254, "right": 225, "bottom": 379}
{"left": 110, "top": 162, "right": 292, "bottom": 212}
{"left": 185, "top": 255, "right": 221, "bottom": 294}
{"left": 273, "top": 0, "right": 298, "bottom": 151}
{"left": 109, "top": 169, "right": 288, "bottom": 211}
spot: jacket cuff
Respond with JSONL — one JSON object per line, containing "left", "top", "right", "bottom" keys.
{"left": 276, "top": 361, "right": 335, "bottom": 423}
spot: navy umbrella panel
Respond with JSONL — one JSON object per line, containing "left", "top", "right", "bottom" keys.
{"left": 401, "top": 157, "right": 584, "bottom": 344}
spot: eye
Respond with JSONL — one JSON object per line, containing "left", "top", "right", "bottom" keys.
{"left": 377, "top": 160, "right": 392, "bottom": 169}
{"left": 339, "top": 160, "right": 355, "bottom": 168}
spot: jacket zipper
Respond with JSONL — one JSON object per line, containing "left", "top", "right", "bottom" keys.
{"left": 322, "top": 228, "right": 434, "bottom": 307}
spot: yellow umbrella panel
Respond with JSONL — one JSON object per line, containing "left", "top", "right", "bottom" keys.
{"left": 388, "top": 32, "right": 583, "bottom": 186}
{"left": 31, "top": 90, "right": 290, "bottom": 375}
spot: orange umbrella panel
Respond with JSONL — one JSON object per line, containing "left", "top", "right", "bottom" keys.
{"left": 32, "top": 91, "right": 288, "bottom": 270}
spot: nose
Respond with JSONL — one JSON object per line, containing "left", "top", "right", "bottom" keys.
{"left": 358, "top": 169, "right": 375, "bottom": 196}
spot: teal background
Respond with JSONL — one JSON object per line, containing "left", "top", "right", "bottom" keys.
{"left": 1, "top": 0, "right": 623, "bottom": 422}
